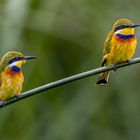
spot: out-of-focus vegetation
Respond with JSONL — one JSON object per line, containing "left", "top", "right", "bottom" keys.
{"left": 1, "top": 0, "right": 140, "bottom": 140}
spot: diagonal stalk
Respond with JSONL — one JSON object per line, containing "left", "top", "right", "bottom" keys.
{"left": 1, "top": 57, "right": 140, "bottom": 109}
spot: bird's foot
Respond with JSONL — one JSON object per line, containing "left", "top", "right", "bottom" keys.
{"left": 112, "top": 64, "right": 117, "bottom": 72}
{"left": 0, "top": 101, "right": 5, "bottom": 107}
{"left": 14, "top": 95, "right": 20, "bottom": 99}
{"left": 126, "top": 59, "right": 131, "bottom": 64}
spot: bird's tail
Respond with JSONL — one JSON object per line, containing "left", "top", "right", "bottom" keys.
{"left": 95, "top": 71, "right": 110, "bottom": 85}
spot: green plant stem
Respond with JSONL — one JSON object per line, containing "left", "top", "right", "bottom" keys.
{"left": 1, "top": 57, "right": 140, "bottom": 109}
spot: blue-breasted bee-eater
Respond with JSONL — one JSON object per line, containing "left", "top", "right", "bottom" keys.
{"left": 0, "top": 51, "right": 37, "bottom": 101}
{"left": 96, "top": 19, "right": 140, "bottom": 85}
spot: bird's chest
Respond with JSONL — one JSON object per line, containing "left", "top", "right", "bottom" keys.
{"left": 3, "top": 72, "right": 23, "bottom": 89}
{"left": 0, "top": 69, "right": 24, "bottom": 100}
{"left": 110, "top": 35, "right": 136, "bottom": 63}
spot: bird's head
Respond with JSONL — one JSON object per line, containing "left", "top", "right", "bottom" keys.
{"left": 112, "top": 19, "right": 140, "bottom": 35}
{"left": 0, "top": 51, "right": 37, "bottom": 72}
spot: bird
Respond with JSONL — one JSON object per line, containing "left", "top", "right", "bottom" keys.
{"left": 0, "top": 51, "right": 37, "bottom": 102}
{"left": 96, "top": 19, "right": 140, "bottom": 85}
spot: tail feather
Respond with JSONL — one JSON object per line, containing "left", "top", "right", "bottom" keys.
{"left": 95, "top": 71, "right": 110, "bottom": 85}
{"left": 96, "top": 79, "right": 108, "bottom": 85}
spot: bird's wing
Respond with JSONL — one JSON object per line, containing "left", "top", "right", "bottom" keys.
{"left": 103, "top": 31, "right": 113, "bottom": 55}
{"left": 101, "top": 31, "right": 113, "bottom": 66}
{"left": 0, "top": 63, "right": 3, "bottom": 87}
{"left": 0, "top": 78, "right": 2, "bottom": 87}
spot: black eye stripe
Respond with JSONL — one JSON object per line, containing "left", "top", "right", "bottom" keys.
{"left": 115, "top": 25, "right": 130, "bottom": 31}
{"left": 115, "top": 25, "right": 124, "bottom": 31}
{"left": 9, "top": 57, "right": 23, "bottom": 64}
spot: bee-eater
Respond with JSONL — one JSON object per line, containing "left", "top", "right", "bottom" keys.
{"left": 96, "top": 19, "right": 140, "bottom": 85}
{"left": 0, "top": 51, "right": 37, "bottom": 101}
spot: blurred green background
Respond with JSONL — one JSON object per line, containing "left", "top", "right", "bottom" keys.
{"left": 1, "top": 0, "right": 140, "bottom": 140}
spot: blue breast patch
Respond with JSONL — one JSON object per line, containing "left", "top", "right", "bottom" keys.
{"left": 116, "top": 34, "right": 135, "bottom": 39}
{"left": 11, "top": 66, "right": 21, "bottom": 72}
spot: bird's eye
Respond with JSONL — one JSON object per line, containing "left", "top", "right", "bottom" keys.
{"left": 115, "top": 24, "right": 126, "bottom": 31}
{"left": 8, "top": 57, "right": 23, "bottom": 64}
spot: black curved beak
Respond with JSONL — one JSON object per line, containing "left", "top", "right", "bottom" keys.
{"left": 23, "top": 56, "right": 38, "bottom": 60}
{"left": 131, "top": 24, "right": 140, "bottom": 28}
